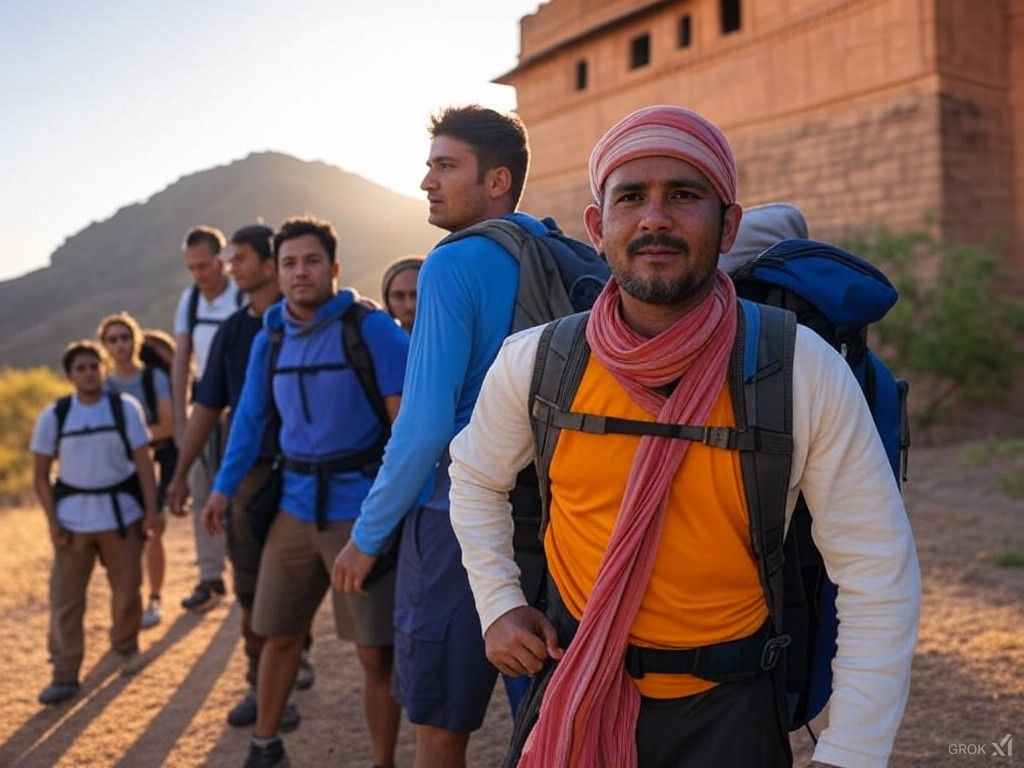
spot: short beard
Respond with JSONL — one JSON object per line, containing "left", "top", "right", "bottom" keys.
{"left": 615, "top": 270, "right": 712, "bottom": 305}
{"left": 611, "top": 233, "right": 715, "bottom": 306}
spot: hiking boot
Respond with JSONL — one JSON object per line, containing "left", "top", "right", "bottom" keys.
{"left": 141, "top": 597, "right": 162, "bottom": 629}
{"left": 117, "top": 650, "right": 147, "bottom": 677}
{"left": 243, "top": 738, "right": 290, "bottom": 768}
{"left": 38, "top": 681, "right": 81, "bottom": 705}
{"left": 280, "top": 701, "right": 301, "bottom": 733}
{"left": 294, "top": 652, "right": 314, "bottom": 690}
{"left": 181, "top": 579, "right": 225, "bottom": 612}
{"left": 227, "top": 690, "right": 257, "bottom": 727}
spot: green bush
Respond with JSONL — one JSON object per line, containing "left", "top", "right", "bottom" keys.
{"left": 0, "top": 367, "right": 70, "bottom": 504}
{"left": 844, "top": 227, "right": 1024, "bottom": 427}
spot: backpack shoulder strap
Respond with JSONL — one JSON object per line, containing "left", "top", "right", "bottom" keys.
{"left": 436, "top": 218, "right": 532, "bottom": 262}
{"left": 341, "top": 303, "right": 390, "bottom": 428}
{"left": 528, "top": 311, "right": 592, "bottom": 538}
{"left": 187, "top": 284, "right": 200, "bottom": 338}
{"left": 141, "top": 365, "right": 158, "bottom": 424}
{"left": 731, "top": 298, "right": 797, "bottom": 636}
{"left": 54, "top": 395, "right": 73, "bottom": 454}
{"left": 107, "top": 392, "right": 134, "bottom": 461}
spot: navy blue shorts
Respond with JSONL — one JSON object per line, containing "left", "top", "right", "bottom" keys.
{"left": 393, "top": 506, "right": 497, "bottom": 732}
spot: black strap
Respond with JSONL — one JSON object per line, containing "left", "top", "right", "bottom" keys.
{"left": 52, "top": 473, "right": 142, "bottom": 538}
{"left": 264, "top": 301, "right": 391, "bottom": 528}
{"left": 282, "top": 441, "right": 385, "bottom": 530}
{"left": 731, "top": 301, "right": 797, "bottom": 639}
{"left": 54, "top": 393, "right": 133, "bottom": 462}
{"left": 141, "top": 365, "right": 158, "bottom": 424}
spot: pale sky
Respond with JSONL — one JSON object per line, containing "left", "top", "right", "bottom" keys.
{"left": 0, "top": 0, "right": 542, "bottom": 281}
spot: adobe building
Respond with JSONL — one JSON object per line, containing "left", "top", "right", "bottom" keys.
{"left": 499, "top": 0, "right": 1024, "bottom": 276}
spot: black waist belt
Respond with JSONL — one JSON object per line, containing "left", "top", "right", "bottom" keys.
{"left": 625, "top": 620, "right": 790, "bottom": 683}
{"left": 282, "top": 439, "right": 385, "bottom": 530}
{"left": 52, "top": 473, "right": 143, "bottom": 538}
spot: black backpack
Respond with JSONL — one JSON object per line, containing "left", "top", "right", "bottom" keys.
{"left": 138, "top": 330, "right": 175, "bottom": 425}
{"left": 437, "top": 215, "right": 611, "bottom": 605}
{"left": 248, "top": 301, "right": 389, "bottom": 543}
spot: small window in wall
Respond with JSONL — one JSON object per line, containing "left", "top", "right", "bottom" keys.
{"left": 678, "top": 14, "right": 692, "bottom": 47}
{"left": 575, "top": 59, "right": 588, "bottom": 91}
{"left": 630, "top": 33, "right": 651, "bottom": 69}
{"left": 721, "top": 0, "right": 741, "bottom": 33}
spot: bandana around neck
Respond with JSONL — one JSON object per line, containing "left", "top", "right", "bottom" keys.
{"left": 519, "top": 270, "right": 738, "bottom": 768}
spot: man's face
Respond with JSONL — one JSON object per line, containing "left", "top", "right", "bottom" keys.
{"left": 277, "top": 233, "right": 338, "bottom": 316}
{"left": 584, "top": 155, "right": 740, "bottom": 313}
{"left": 420, "top": 135, "right": 493, "bottom": 232}
{"left": 385, "top": 267, "right": 419, "bottom": 332}
{"left": 66, "top": 352, "right": 106, "bottom": 397}
{"left": 184, "top": 242, "right": 224, "bottom": 291}
{"left": 229, "top": 242, "right": 277, "bottom": 294}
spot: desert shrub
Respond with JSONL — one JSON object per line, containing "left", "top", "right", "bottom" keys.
{"left": 0, "top": 367, "right": 70, "bottom": 504}
{"left": 844, "top": 227, "right": 1024, "bottom": 427}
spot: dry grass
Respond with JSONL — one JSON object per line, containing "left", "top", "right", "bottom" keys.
{"left": 0, "top": 442, "right": 1021, "bottom": 767}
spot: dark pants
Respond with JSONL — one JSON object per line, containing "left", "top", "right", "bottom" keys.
{"left": 504, "top": 582, "right": 792, "bottom": 768}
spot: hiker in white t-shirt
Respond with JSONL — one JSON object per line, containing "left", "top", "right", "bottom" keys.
{"left": 170, "top": 225, "right": 242, "bottom": 612}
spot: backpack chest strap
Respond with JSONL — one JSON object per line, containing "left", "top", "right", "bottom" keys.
{"left": 531, "top": 397, "right": 791, "bottom": 454}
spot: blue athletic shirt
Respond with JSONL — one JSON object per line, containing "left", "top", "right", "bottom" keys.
{"left": 213, "top": 289, "right": 409, "bottom": 523}
{"left": 352, "top": 213, "right": 549, "bottom": 554}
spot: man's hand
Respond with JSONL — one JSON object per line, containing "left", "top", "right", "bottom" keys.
{"left": 143, "top": 510, "right": 165, "bottom": 539}
{"left": 484, "top": 605, "right": 564, "bottom": 677}
{"left": 48, "top": 523, "right": 71, "bottom": 550}
{"left": 332, "top": 539, "right": 377, "bottom": 595}
{"left": 201, "top": 491, "right": 230, "bottom": 536}
{"left": 165, "top": 473, "right": 190, "bottom": 518}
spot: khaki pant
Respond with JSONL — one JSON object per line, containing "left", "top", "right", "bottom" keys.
{"left": 48, "top": 521, "right": 145, "bottom": 683}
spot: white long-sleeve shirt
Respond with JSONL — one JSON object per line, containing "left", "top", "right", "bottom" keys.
{"left": 449, "top": 322, "right": 920, "bottom": 768}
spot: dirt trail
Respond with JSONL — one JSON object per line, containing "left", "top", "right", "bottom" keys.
{"left": 0, "top": 443, "right": 1021, "bottom": 767}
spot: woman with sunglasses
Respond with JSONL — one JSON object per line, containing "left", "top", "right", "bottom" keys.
{"left": 97, "top": 312, "right": 174, "bottom": 630}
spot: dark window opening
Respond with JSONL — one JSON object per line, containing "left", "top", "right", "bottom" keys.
{"left": 575, "top": 59, "right": 588, "bottom": 91}
{"left": 678, "top": 15, "right": 692, "bottom": 47}
{"left": 721, "top": 0, "right": 741, "bottom": 33}
{"left": 630, "top": 34, "right": 651, "bottom": 69}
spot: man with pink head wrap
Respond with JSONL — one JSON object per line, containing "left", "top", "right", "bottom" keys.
{"left": 447, "top": 105, "right": 919, "bottom": 768}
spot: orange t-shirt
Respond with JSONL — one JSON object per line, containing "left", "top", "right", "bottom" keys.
{"left": 545, "top": 357, "right": 769, "bottom": 698}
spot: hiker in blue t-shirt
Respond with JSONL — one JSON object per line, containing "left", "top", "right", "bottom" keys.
{"left": 204, "top": 215, "right": 409, "bottom": 768}
{"left": 333, "top": 105, "right": 543, "bottom": 768}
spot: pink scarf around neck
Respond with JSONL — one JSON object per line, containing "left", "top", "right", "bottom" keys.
{"left": 518, "top": 271, "right": 738, "bottom": 768}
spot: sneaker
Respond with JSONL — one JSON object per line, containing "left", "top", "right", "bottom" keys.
{"left": 141, "top": 597, "right": 162, "bottom": 629}
{"left": 181, "top": 579, "right": 225, "bottom": 612}
{"left": 280, "top": 701, "right": 301, "bottom": 733}
{"left": 243, "top": 738, "right": 291, "bottom": 768}
{"left": 38, "top": 681, "right": 81, "bottom": 705}
{"left": 294, "top": 652, "right": 314, "bottom": 690}
{"left": 227, "top": 691, "right": 257, "bottom": 727}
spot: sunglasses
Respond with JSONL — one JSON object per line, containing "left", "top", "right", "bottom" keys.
{"left": 103, "top": 332, "right": 133, "bottom": 345}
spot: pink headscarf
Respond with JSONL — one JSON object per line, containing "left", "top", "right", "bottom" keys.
{"left": 588, "top": 105, "right": 737, "bottom": 205}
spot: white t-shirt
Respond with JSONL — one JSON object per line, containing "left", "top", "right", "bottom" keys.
{"left": 31, "top": 393, "right": 151, "bottom": 533}
{"left": 172, "top": 280, "right": 242, "bottom": 379}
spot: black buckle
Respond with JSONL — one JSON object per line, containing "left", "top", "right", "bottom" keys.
{"left": 702, "top": 426, "right": 733, "bottom": 449}
{"left": 624, "top": 645, "right": 645, "bottom": 678}
{"left": 760, "top": 634, "right": 791, "bottom": 670}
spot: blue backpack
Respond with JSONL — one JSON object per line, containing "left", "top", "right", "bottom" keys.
{"left": 527, "top": 238, "right": 909, "bottom": 737}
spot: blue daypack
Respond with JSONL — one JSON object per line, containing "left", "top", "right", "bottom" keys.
{"left": 525, "top": 237, "right": 909, "bottom": 738}
{"left": 731, "top": 238, "right": 910, "bottom": 731}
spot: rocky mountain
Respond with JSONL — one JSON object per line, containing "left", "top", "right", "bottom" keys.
{"left": 0, "top": 151, "right": 441, "bottom": 368}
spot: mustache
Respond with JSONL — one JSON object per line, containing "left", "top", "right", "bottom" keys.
{"left": 625, "top": 233, "right": 689, "bottom": 256}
